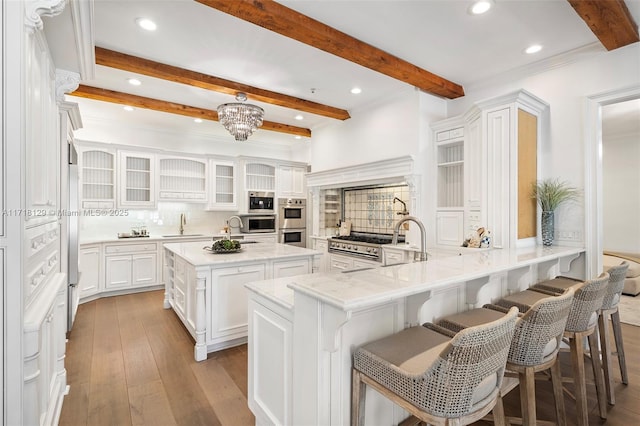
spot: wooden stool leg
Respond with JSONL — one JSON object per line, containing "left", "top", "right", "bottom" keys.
{"left": 588, "top": 330, "right": 608, "bottom": 419}
{"left": 492, "top": 395, "right": 507, "bottom": 426}
{"left": 550, "top": 359, "right": 567, "bottom": 426}
{"left": 351, "top": 369, "right": 366, "bottom": 426}
{"left": 598, "top": 312, "right": 615, "bottom": 405}
{"left": 570, "top": 336, "right": 588, "bottom": 426}
{"left": 519, "top": 368, "right": 536, "bottom": 426}
{"left": 611, "top": 310, "right": 629, "bottom": 385}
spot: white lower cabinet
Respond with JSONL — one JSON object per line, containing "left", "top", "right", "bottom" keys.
{"left": 211, "top": 264, "right": 266, "bottom": 340}
{"left": 247, "top": 234, "right": 277, "bottom": 244}
{"left": 78, "top": 244, "right": 101, "bottom": 298}
{"left": 248, "top": 297, "right": 292, "bottom": 426}
{"left": 311, "top": 238, "right": 328, "bottom": 273}
{"left": 436, "top": 210, "right": 464, "bottom": 246}
{"left": 329, "top": 253, "right": 379, "bottom": 271}
{"left": 382, "top": 246, "right": 414, "bottom": 266}
{"left": 272, "top": 258, "right": 310, "bottom": 278}
{"left": 104, "top": 243, "right": 158, "bottom": 290}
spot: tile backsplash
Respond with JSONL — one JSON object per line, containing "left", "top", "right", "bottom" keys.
{"left": 343, "top": 184, "right": 410, "bottom": 234}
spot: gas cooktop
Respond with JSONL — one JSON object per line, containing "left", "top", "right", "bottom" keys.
{"left": 332, "top": 233, "right": 404, "bottom": 245}
{"left": 329, "top": 232, "right": 405, "bottom": 261}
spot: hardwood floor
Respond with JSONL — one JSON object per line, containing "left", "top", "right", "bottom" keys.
{"left": 61, "top": 290, "right": 640, "bottom": 426}
{"left": 60, "top": 290, "right": 253, "bottom": 426}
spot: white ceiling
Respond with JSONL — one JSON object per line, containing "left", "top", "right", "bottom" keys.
{"left": 47, "top": 0, "right": 640, "bottom": 145}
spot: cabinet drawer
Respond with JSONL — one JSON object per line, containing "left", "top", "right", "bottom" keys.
{"left": 105, "top": 243, "right": 157, "bottom": 254}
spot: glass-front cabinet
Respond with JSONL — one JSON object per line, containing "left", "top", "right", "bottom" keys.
{"left": 207, "top": 159, "right": 237, "bottom": 210}
{"left": 79, "top": 148, "right": 116, "bottom": 209}
{"left": 118, "top": 151, "right": 156, "bottom": 208}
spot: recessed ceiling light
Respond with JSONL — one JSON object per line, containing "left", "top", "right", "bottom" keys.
{"left": 123, "top": 106, "right": 134, "bottom": 112}
{"left": 194, "top": 118, "right": 203, "bottom": 123}
{"left": 350, "top": 87, "right": 362, "bottom": 94}
{"left": 136, "top": 18, "right": 157, "bottom": 31}
{"left": 128, "top": 78, "right": 141, "bottom": 86}
{"left": 469, "top": 1, "right": 492, "bottom": 15}
{"left": 525, "top": 44, "right": 543, "bottom": 54}
{"left": 294, "top": 136, "right": 302, "bottom": 140}
{"left": 295, "top": 114, "right": 304, "bottom": 121}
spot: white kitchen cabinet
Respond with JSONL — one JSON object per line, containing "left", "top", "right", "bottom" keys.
{"left": 248, "top": 298, "right": 293, "bottom": 426}
{"left": 329, "top": 253, "right": 379, "bottom": 271}
{"left": 104, "top": 242, "right": 158, "bottom": 290}
{"left": 24, "top": 33, "right": 58, "bottom": 225}
{"left": 311, "top": 238, "right": 328, "bottom": 273}
{"left": 245, "top": 162, "right": 276, "bottom": 191}
{"left": 158, "top": 156, "right": 207, "bottom": 202}
{"left": 248, "top": 234, "right": 277, "bottom": 244}
{"left": 382, "top": 246, "right": 414, "bottom": 266}
{"left": 436, "top": 211, "right": 464, "bottom": 246}
{"left": 272, "top": 258, "right": 311, "bottom": 278}
{"left": 78, "top": 244, "right": 101, "bottom": 298}
{"left": 277, "top": 164, "right": 306, "bottom": 198}
{"left": 118, "top": 151, "right": 156, "bottom": 208}
{"left": 78, "top": 147, "right": 116, "bottom": 209}
{"left": 207, "top": 159, "right": 237, "bottom": 210}
{"left": 210, "top": 264, "right": 266, "bottom": 341}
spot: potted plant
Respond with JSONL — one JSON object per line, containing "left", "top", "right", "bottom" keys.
{"left": 531, "top": 178, "right": 580, "bottom": 246}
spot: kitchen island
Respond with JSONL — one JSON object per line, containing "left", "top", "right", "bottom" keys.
{"left": 245, "top": 245, "right": 585, "bottom": 426}
{"left": 163, "top": 241, "right": 319, "bottom": 361}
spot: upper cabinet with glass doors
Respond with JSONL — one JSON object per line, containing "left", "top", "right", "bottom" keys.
{"left": 157, "top": 156, "right": 207, "bottom": 202}
{"left": 118, "top": 151, "right": 156, "bottom": 208}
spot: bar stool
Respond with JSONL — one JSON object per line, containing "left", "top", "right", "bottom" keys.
{"left": 495, "top": 273, "right": 610, "bottom": 426}
{"left": 434, "top": 288, "right": 575, "bottom": 426}
{"left": 351, "top": 307, "right": 518, "bottom": 426}
{"left": 534, "top": 263, "right": 629, "bottom": 405}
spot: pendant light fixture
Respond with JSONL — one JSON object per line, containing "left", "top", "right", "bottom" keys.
{"left": 217, "top": 92, "right": 264, "bottom": 141}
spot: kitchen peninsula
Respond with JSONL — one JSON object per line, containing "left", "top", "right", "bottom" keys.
{"left": 245, "top": 245, "right": 585, "bottom": 425}
{"left": 163, "top": 241, "right": 319, "bottom": 361}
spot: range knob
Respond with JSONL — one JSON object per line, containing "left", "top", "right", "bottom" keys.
{"left": 347, "top": 245, "right": 352, "bottom": 250}
{"left": 353, "top": 246, "right": 358, "bottom": 251}
{"left": 366, "top": 247, "right": 371, "bottom": 253}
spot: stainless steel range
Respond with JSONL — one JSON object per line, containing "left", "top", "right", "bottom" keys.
{"left": 328, "top": 232, "right": 404, "bottom": 262}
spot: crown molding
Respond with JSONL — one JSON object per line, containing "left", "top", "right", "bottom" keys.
{"left": 25, "top": 0, "right": 66, "bottom": 33}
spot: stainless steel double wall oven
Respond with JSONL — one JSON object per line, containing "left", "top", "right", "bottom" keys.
{"left": 278, "top": 198, "right": 306, "bottom": 247}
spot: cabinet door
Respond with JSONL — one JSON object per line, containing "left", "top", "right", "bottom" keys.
{"left": 118, "top": 151, "right": 155, "bottom": 208}
{"left": 465, "top": 116, "right": 484, "bottom": 210}
{"left": 207, "top": 160, "right": 237, "bottom": 210}
{"left": 382, "top": 247, "right": 409, "bottom": 266}
{"left": 79, "top": 245, "right": 101, "bottom": 298}
{"left": 250, "top": 234, "right": 277, "bottom": 244}
{"left": 105, "top": 255, "right": 132, "bottom": 289}
{"left": 436, "top": 211, "right": 464, "bottom": 246}
{"left": 79, "top": 149, "right": 116, "bottom": 209}
{"left": 210, "top": 264, "right": 266, "bottom": 338}
{"left": 277, "top": 165, "right": 306, "bottom": 197}
{"left": 273, "top": 258, "right": 310, "bottom": 278}
{"left": 312, "top": 239, "right": 328, "bottom": 273}
{"left": 248, "top": 299, "right": 292, "bottom": 426}
{"left": 353, "top": 258, "right": 379, "bottom": 269}
{"left": 329, "top": 254, "right": 353, "bottom": 271}
{"left": 245, "top": 163, "right": 275, "bottom": 191}
{"left": 132, "top": 253, "right": 158, "bottom": 287}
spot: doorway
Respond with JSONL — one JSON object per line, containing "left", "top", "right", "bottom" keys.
{"left": 585, "top": 86, "right": 640, "bottom": 278}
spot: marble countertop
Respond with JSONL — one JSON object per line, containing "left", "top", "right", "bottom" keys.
{"left": 164, "top": 241, "right": 320, "bottom": 267}
{"left": 246, "top": 245, "right": 584, "bottom": 312}
{"left": 80, "top": 232, "right": 276, "bottom": 245}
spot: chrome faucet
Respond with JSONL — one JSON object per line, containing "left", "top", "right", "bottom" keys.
{"left": 227, "top": 215, "right": 243, "bottom": 230}
{"left": 392, "top": 216, "right": 427, "bottom": 262}
{"left": 179, "top": 213, "right": 186, "bottom": 235}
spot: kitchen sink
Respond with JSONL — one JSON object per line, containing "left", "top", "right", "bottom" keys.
{"left": 161, "top": 234, "right": 205, "bottom": 238}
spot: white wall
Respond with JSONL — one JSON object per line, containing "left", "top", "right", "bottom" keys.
{"left": 309, "top": 87, "right": 447, "bottom": 172}
{"left": 74, "top": 115, "right": 311, "bottom": 163}
{"left": 603, "top": 130, "right": 640, "bottom": 254}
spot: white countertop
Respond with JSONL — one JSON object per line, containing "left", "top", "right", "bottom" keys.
{"left": 80, "top": 232, "right": 275, "bottom": 245}
{"left": 246, "top": 245, "right": 584, "bottom": 312}
{"left": 164, "top": 241, "right": 320, "bottom": 267}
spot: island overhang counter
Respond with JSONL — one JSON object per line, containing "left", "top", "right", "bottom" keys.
{"left": 245, "top": 245, "right": 586, "bottom": 426}
{"left": 162, "top": 241, "right": 320, "bottom": 361}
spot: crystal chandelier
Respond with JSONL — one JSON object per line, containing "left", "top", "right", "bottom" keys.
{"left": 217, "top": 92, "right": 264, "bottom": 141}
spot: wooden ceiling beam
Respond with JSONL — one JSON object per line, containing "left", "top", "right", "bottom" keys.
{"left": 567, "top": 0, "right": 639, "bottom": 51}
{"left": 95, "top": 47, "right": 349, "bottom": 121}
{"left": 196, "top": 0, "right": 465, "bottom": 99}
{"left": 69, "top": 85, "right": 312, "bottom": 138}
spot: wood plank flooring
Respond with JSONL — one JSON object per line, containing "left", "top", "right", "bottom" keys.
{"left": 61, "top": 289, "right": 640, "bottom": 426}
